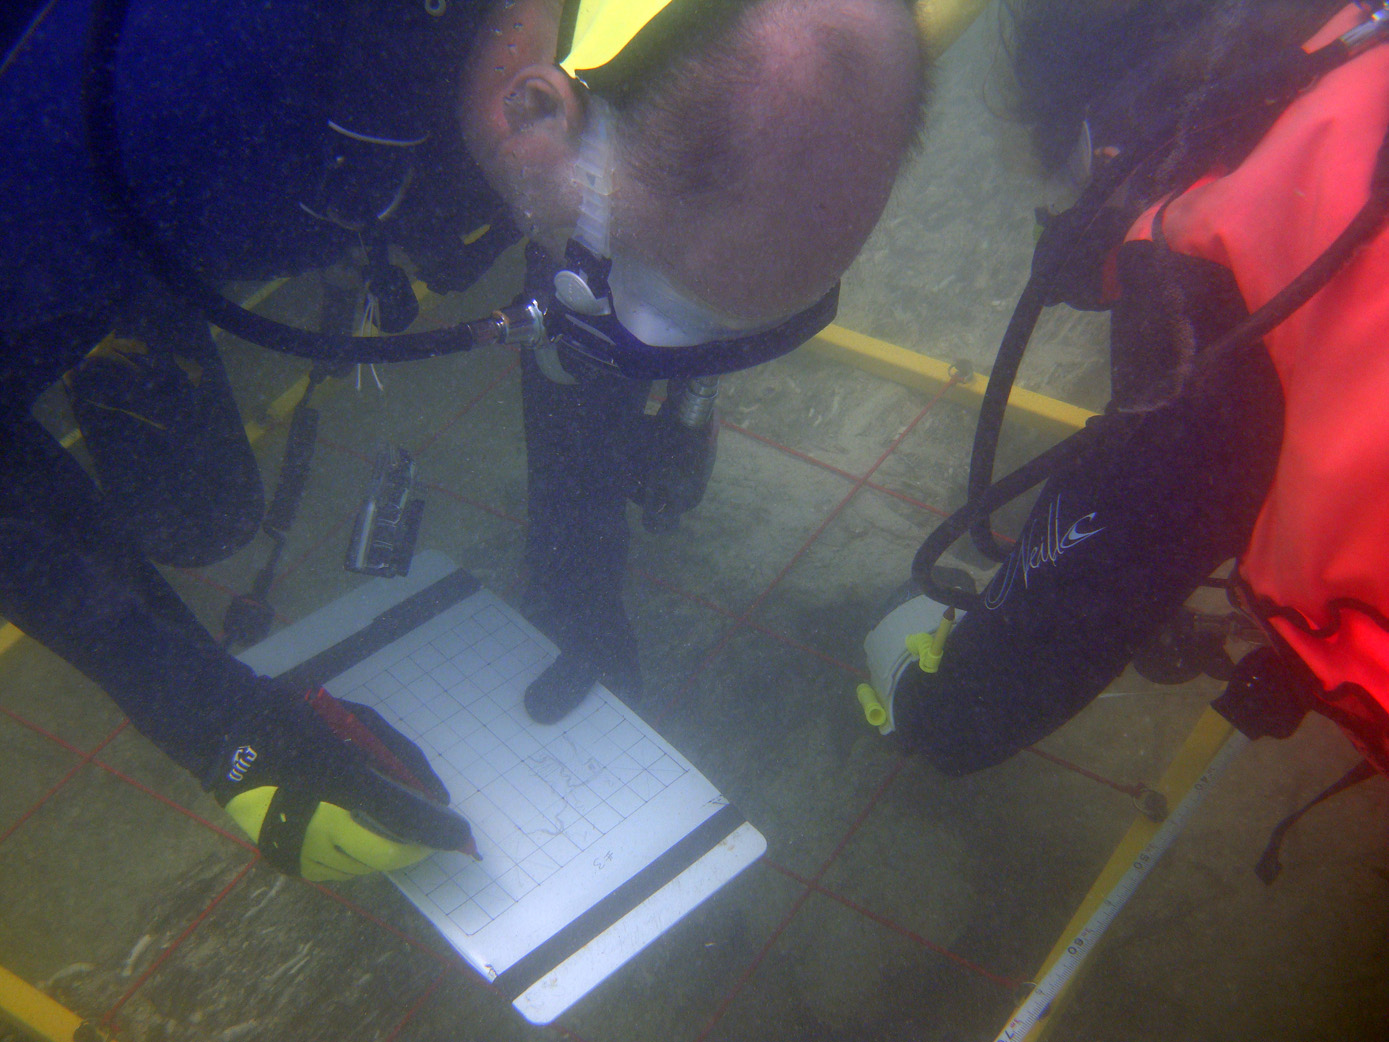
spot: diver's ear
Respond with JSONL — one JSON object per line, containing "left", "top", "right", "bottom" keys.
{"left": 502, "top": 63, "right": 584, "bottom": 141}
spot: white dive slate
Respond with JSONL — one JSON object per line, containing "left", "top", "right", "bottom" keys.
{"left": 239, "top": 550, "right": 765, "bottom": 1024}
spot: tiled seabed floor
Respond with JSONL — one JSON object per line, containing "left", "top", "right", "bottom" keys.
{"left": 5, "top": 15, "right": 1389, "bottom": 1041}
{"left": 3, "top": 329, "right": 1388, "bottom": 1042}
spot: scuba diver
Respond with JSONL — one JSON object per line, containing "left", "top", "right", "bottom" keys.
{"left": 0, "top": 0, "right": 928, "bottom": 880}
{"left": 862, "top": 0, "right": 1389, "bottom": 802}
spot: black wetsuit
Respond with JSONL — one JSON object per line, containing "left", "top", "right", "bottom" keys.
{"left": 0, "top": 0, "right": 639, "bottom": 779}
{"left": 897, "top": 247, "right": 1286, "bottom": 775}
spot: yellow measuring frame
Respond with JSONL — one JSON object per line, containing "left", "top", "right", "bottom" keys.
{"left": 0, "top": 962, "right": 108, "bottom": 1042}
{"left": 1002, "top": 708, "right": 1241, "bottom": 1041}
{"left": 808, "top": 323, "right": 1097, "bottom": 437}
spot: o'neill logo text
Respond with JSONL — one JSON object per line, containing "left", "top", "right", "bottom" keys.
{"left": 984, "top": 496, "right": 1104, "bottom": 609}
{"left": 226, "top": 745, "right": 258, "bottom": 783}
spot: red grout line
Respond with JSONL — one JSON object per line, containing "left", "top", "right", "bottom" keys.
{"left": 91, "top": 761, "right": 258, "bottom": 852}
{"left": 551, "top": 1023, "right": 598, "bottom": 1042}
{"left": 0, "top": 760, "right": 88, "bottom": 847}
{"left": 742, "top": 376, "right": 962, "bottom": 624}
{"left": 269, "top": 511, "right": 356, "bottom": 591}
{"left": 693, "top": 883, "right": 817, "bottom": 1042}
{"left": 170, "top": 567, "right": 250, "bottom": 601}
{"left": 0, "top": 703, "right": 91, "bottom": 757}
{"left": 632, "top": 568, "right": 737, "bottom": 619}
{"left": 382, "top": 964, "right": 449, "bottom": 1042}
{"left": 317, "top": 436, "right": 373, "bottom": 466}
{"left": 422, "top": 480, "right": 527, "bottom": 527}
{"left": 741, "top": 618, "right": 866, "bottom": 680}
{"left": 0, "top": 720, "right": 127, "bottom": 846}
{"left": 719, "top": 420, "right": 863, "bottom": 483}
{"left": 101, "top": 856, "right": 261, "bottom": 1029}
{"left": 761, "top": 859, "right": 1021, "bottom": 991}
{"left": 809, "top": 757, "right": 906, "bottom": 881}
{"left": 632, "top": 568, "right": 864, "bottom": 679}
{"left": 654, "top": 380, "right": 963, "bottom": 726}
{"left": 860, "top": 480, "right": 1020, "bottom": 547}
{"left": 1022, "top": 745, "right": 1146, "bottom": 798}
{"left": 863, "top": 480, "right": 1018, "bottom": 547}
{"left": 693, "top": 758, "right": 907, "bottom": 1041}
{"left": 825, "top": 888, "right": 1024, "bottom": 991}
{"left": 309, "top": 882, "right": 456, "bottom": 966}
{"left": 862, "top": 479, "right": 952, "bottom": 518}
{"left": 412, "top": 358, "right": 521, "bottom": 458}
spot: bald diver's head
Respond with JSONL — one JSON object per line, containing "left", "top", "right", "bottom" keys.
{"left": 462, "top": 0, "right": 929, "bottom": 330}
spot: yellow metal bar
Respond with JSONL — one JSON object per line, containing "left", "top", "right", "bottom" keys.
{"left": 1020, "top": 707, "right": 1238, "bottom": 1041}
{"left": 0, "top": 962, "right": 106, "bottom": 1042}
{"left": 808, "top": 323, "right": 1096, "bottom": 436}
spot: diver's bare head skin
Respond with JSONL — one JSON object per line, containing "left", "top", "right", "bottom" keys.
{"left": 462, "top": 0, "right": 929, "bottom": 325}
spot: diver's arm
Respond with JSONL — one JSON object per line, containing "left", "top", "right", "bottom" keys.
{"left": 0, "top": 415, "right": 276, "bottom": 774}
{"left": 895, "top": 245, "right": 1283, "bottom": 774}
{"left": 0, "top": 417, "right": 472, "bottom": 876}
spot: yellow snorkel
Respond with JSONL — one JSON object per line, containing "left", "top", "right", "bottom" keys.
{"left": 557, "top": 0, "right": 993, "bottom": 82}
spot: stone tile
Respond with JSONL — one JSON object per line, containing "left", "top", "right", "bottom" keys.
{"left": 808, "top": 770, "right": 980, "bottom": 961}
{"left": 622, "top": 579, "right": 740, "bottom": 723}
{"left": 310, "top": 347, "right": 522, "bottom": 465}
{"left": 717, "top": 351, "right": 930, "bottom": 477}
{"left": 826, "top": 752, "right": 1133, "bottom": 986}
{"left": 627, "top": 431, "right": 854, "bottom": 617}
{"left": 0, "top": 712, "right": 83, "bottom": 836}
{"left": 0, "top": 636, "right": 126, "bottom": 753}
{"left": 749, "top": 487, "right": 978, "bottom": 672}
{"left": 0, "top": 763, "right": 252, "bottom": 1013}
{"left": 406, "top": 359, "right": 529, "bottom": 527}
{"left": 562, "top": 863, "right": 804, "bottom": 1042}
{"left": 111, "top": 862, "right": 444, "bottom": 1042}
{"left": 705, "top": 890, "right": 1015, "bottom": 1042}
{"left": 389, "top": 966, "right": 550, "bottom": 1042}
{"left": 92, "top": 727, "right": 236, "bottom": 839}
{"left": 411, "top": 486, "right": 527, "bottom": 599}
{"left": 867, "top": 395, "right": 1057, "bottom": 550}
{"left": 653, "top": 626, "right": 898, "bottom": 876}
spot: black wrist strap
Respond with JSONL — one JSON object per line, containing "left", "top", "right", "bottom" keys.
{"left": 258, "top": 786, "right": 320, "bottom": 877}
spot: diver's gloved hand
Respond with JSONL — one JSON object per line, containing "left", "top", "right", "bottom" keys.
{"left": 629, "top": 391, "right": 718, "bottom": 532}
{"left": 206, "top": 685, "right": 475, "bottom": 881}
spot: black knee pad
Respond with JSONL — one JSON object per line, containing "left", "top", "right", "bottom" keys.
{"left": 67, "top": 336, "right": 264, "bottom": 567}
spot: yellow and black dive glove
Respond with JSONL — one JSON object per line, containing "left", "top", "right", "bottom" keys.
{"left": 206, "top": 686, "right": 476, "bottom": 881}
